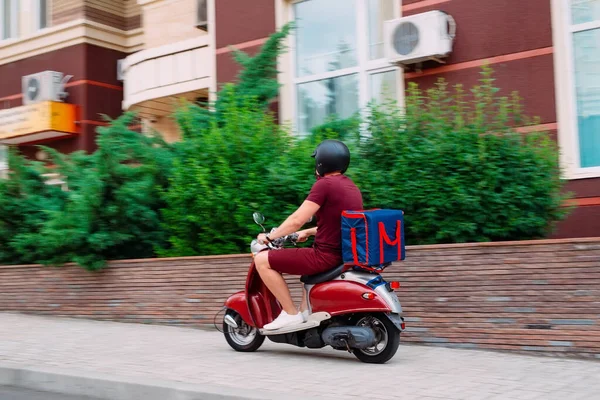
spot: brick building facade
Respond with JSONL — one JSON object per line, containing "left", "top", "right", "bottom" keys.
{"left": 215, "top": 0, "right": 600, "bottom": 239}
{"left": 0, "top": 0, "right": 143, "bottom": 157}
{"left": 0, "top": 0, "right": 598, "bottom": 238}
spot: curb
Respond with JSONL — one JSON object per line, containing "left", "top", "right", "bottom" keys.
{"left": 0, "top": 364, "right": 325, "bottom": 400}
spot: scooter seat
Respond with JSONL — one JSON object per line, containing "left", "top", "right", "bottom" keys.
{"left": 300, "top": 264, "right": 346, "bottom": 285}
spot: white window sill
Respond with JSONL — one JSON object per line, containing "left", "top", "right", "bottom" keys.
{"left": 565, "top": 167, "right": 600, "bottom": 180}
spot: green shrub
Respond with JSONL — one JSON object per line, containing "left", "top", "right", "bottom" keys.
{"left": 159, "top": 22, "right": 325, "bottom": 256}
{"left": 0, "top": 149, "right": 67, "bottom": 265}
{"left": 160, "top": 94, "right": 313, "bottom": 256}
{"left": 356, "top": 66, "right": 571, "bottom": 244}
{"left": 176, "top": 23, "right": 293, "bottom": 140}
{"left": 30, "top": 113, "right": 174, "bottom": 270}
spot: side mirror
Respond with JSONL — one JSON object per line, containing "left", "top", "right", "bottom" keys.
{"left": 253, "top": 212, "right": 265, "bottom": 225}
{"left": 253, "top": 212, "right": 266, "bottom": 232}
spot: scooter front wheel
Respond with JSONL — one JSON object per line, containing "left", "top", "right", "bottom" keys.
{"left": 353, "top": 313, "right": 400, "bottom": 364}
{"left": 223, "top": 311, "right": 265, "bottom": 352}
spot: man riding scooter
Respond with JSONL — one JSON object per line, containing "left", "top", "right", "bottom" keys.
{"left": 254, "top": 139, "right": 363, "bottom": 330}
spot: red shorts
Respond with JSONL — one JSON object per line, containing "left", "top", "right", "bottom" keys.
{"left": 267, "top": 247, "right": 342, "bottom": 276}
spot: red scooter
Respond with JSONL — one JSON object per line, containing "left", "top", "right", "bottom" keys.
{"left": 222, "top": 213, "right": 405, "bottom": 364}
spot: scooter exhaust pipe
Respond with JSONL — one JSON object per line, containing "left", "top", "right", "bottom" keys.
{"left": 224, "top": 314, "right": 238, "bottom": 328}
{"left": 322, "top": 326, "right": 377, "bottom": 350}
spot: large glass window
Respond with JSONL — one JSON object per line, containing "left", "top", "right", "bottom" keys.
{"left": 297, "top": 74, "right": 360, "bottom": 134}
{"left": 294, "top": 0, "right": 357, "bottom": 77}
{"left": 571, "top": 0, "right": 600, "bottom": 24}
{"left": 293, "top": 0, "right": 399, "bottom": 134}
{"left": 36, "top": 0, "right": 49, "bottom": 30}
{"left": 569, "top": 0, "right": 600, "bottom": 168}
{"left": 370, "top": 70, "right": 397, "bottom": 105}
{"left": 368, "top": 0, "right": 395, "bottom": 60}
{"left": 0, "top": 0, "right": 18, "bottom": 40}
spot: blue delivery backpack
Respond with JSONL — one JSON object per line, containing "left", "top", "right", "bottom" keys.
{"left": 341, "top": 209, "right": 405, "bottom": 272}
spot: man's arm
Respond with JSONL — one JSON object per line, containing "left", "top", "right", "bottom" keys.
{"left": 300, "top": 227, "right": 318, "bottom": 237}
{"left": 266, "top": 200, "right": 320, "bottom": 241}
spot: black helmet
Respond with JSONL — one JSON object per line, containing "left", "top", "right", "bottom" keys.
{"left": 311, "top": 139, "right": 350, "bottom": 176}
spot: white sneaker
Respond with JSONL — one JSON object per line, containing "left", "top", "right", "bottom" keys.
{"left": 301, "top": 310, "right": 309, "bottom": 322}
{"left": 263, "top": 310, "right": 304, "bottom": 330}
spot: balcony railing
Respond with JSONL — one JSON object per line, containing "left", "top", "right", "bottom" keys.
{"left": 121, "top": 36, "right": 212, "bottom": 111}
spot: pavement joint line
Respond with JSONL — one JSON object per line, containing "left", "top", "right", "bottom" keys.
{"left": 0, "top": 363, "right": 331, "bottom": 400}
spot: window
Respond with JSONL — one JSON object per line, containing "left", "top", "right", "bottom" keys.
{"left": 34, "top": 0, "right": 49, "bottom": 31}
{"left": 0, "top": 145, "right": 8, "bottom": 180}
{"left": 368, "top": 0, "right": 395, "bottom": 60}
{"left": 570, "top": 0, "right": 600, "bottom": 169}
{"left": 196, "top": 0, "right": 208, "bottom": 31}
{"left": 0, "top": 0, "right": 18, "bottom": 40}
{"left": 370, "top": 70, "right": 397, "bottom": 105}
{"left": 555, "top": 0, "right": 600, "bottom": 177}
{"left": 292, "top": 0, "right": 399, "bottom": 134}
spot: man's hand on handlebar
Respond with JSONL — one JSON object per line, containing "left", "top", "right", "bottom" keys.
{"left": 296, "top": 227, "right": 317, "bottom": 243}
{"left": 296, "top": 230, "right": 310, "bottom": 243}
{"left": 256, "top": 232, "right": 300, "bottom": 248}
{"left": 257, "top": 233, "right": 270, "bottom": 245}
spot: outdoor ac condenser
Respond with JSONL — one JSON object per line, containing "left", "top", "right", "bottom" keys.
{"left": 21, "top": 71, "right": 69, "bottom": 105}
{"left": 384, "top": 10, "right": 456, "bottom": 66}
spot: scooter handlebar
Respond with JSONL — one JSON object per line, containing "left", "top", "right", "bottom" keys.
{"left": 269, "top": 232, "right": 299, "bottom": 248}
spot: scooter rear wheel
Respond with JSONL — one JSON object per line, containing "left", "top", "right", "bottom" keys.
{"left": 223, "top": 311, "right": 265, "bottom": 352}
{"left": 352, "top": 313, "right": 400, "bottom": 364}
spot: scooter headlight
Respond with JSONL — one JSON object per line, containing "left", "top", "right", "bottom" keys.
{"left": 250, "top": 239, "right": 268, "bottom": 255}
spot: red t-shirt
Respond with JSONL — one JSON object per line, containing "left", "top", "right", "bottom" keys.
{"left": 306, "top": 174, "right": 363, "bottom": 254}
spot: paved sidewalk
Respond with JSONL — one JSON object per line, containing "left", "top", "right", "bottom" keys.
{"left": 1, "top": 313, "right": 599, "bottom": 400}
{"left": 0, "top": 386, "right": 101, "bottom": 400}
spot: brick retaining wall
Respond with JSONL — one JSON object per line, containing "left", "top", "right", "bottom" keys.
{"left": 1, "top": 238, "right": 599, "bottom": 358}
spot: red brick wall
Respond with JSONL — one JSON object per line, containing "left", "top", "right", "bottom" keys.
{"left": 215, "top": 0, "right": 275, "bottom": 49}
{"left": 1, "top": 238, "right": 599, "bottom": 358}
{"left": 214, "top": 0, "right": 275, "bottom": 86}
{"left": 402, "top": 0, "right": 553, "bottom": 63}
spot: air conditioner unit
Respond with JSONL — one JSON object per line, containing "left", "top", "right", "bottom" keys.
{"left": 21, "top": 71, "right": 70, "bottom": 105}
{"left": 384, "top": 10, "right": 456, "bottom": 66}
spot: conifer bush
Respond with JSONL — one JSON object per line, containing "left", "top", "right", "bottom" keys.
{"left": 1, "top": 113, "right": 174, "bottom": 270}
{"left": 355, "top": 67, "right": 570, "bottom": 244}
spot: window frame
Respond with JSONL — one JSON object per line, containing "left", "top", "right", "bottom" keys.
{"left": 0, "top": 0, "right": 19, "bottom": 41}
{"left": 288, "top": 0, "right": 402, "bottom": 136}
{"left": 0, "top": 144, "right": 8, "bottom": 180}
{"left": 553, "top": 0, "right": 600, "bottom": 179}
{"left": 196, "top": 0, "right": 208, "bottom": 31}
{"left": 33, "top": 0, "right": 51, "bottom": 31}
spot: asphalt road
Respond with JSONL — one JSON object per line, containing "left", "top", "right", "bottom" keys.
{"left": 0, "top": 386, "right": 101, "bottom": 400}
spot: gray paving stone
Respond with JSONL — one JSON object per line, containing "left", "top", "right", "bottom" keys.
{"left": 0, "top": 386, "right": 102, "bottom": 400}
{"left": 1, "top": 312, "right": 599, "bottom": 399}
